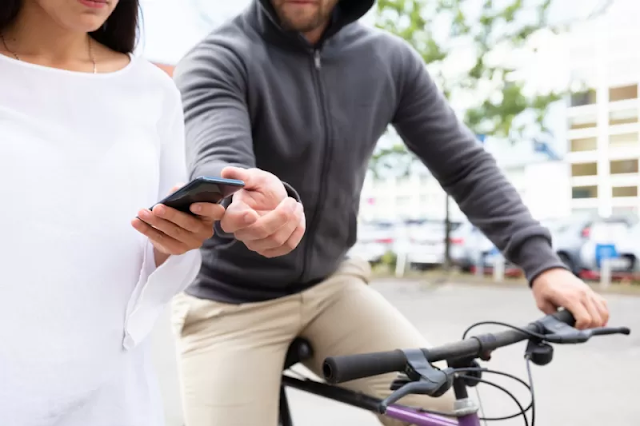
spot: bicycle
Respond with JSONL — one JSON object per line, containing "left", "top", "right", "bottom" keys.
{"left": 278, "top": 309, "right": 630, "bottom": 426}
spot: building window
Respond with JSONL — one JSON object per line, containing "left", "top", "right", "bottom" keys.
{"left": 609, "top": 109, "right": 638, "bottom": 126}
{"left": 612, "top": 186, "right": 638, "bottom": 197}
{"left": 612, "top": 207, "right": 638, "bottom": 216}
{"left": 609, "top": 84, "right": 638, "bottom": 102}
{"left": 571, "top": 162, "right": 598, "bottom": 177}
{"left": 569, "top": 114, "right": 597, "bottom": 130}
{"left": 570, "top": 137, "right": 597, "bottom": 152}
{"left": 572, "top": 186, "right": 598, "bottom": 199}
{"left": 609, "top": 132, "right": 638, "bottom": 149}
{"left": 570, "top": 89, "right": 597, "bottom": 107}
{"left": 610, "top": 159, "right": 639, "bottom": 174}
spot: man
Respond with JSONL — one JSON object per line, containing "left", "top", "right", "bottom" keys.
{"left": 171, "top": 0, "right": 609, "bottom": 424}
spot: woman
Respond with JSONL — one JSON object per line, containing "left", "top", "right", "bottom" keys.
{"left": 0, "top": 1, "right": 224, "bottom": 425}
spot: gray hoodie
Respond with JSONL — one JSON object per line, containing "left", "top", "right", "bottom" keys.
{"left": 173, "top": 0, "right": 566, "bottom": 303}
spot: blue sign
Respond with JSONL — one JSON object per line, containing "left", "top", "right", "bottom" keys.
{"left": 477, "top": 134, "right": 486, "bottom": 144}
{"left": 595, "top": 244, "right": 618, "bottom": 268}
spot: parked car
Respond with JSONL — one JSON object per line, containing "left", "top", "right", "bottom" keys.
{"left": 392, "top": 219, "right": 462, "bottom": 270}
{"left": 616, "top": 222, "right": 640, "bottom": 273}
{"left": 449, "top": 221, "right": 494, "bottom": 271}
{"left": 449, "top": 215, "right": 638, "bottom": 276}
{"left": 348, "top": 220, "right": 395, "bottom": 264}
{"left": 552, "top": 214, "right": 637, "bottom": 274}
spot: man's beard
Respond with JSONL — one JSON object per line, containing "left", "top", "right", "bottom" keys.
{"left": 275, "top": 6, "right": 330, "bottom": 32}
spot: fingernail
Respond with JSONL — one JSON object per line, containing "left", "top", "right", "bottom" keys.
{"left": 139, "top": 209, "right": 151, "bottom": 219}
{"left": 191, "top": 204, "right": 202, "bottom": 213}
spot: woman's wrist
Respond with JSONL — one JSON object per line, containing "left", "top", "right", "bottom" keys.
{"left": 153, "top": 248, "right": 171, "bottom": 267}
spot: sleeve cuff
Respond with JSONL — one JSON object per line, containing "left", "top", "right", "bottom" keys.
{"left": 123, "top": 240, "right": 201, "bottom": 349}
{"left": 512, "top": 236, "right": 569, "bottom": 286}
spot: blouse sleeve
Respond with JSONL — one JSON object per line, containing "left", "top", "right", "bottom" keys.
{"left": 122, "top": 85, "right": 202, "bottom": 350}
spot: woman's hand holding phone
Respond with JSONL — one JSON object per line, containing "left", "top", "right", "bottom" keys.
{"left": 131, "top": 183, "right": 225, "bottom": 266}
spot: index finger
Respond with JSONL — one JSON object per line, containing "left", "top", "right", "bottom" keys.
{"left": 234, "top": 198, "right": 297, "bottom": 241}
{"left": 566, "top": 299, "right": 592, "bottom": 330}
{"left": 152, "top": 204, "right": 202, "bottom": 233}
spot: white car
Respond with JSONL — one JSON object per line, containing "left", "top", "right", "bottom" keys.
{"left": 396, "top": 220, "right": 462, "bottom": 269}
{"left": 348, "top": 221, "right": 396, "bottom": 264}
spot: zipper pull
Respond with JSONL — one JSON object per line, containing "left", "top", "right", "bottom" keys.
{"left": 314, "top": 50, "right": 321, "bottom": 69}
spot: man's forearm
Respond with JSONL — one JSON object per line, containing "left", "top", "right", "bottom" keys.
{"left": 391, "top": 42, "right": 566, "bottom": 283}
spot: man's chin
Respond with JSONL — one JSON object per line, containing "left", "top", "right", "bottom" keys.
{"left": 277, "top": 9, "right": 322, "bottom": 31}
{"left": 281, "top": 18, "right": 322, "bottom": 33}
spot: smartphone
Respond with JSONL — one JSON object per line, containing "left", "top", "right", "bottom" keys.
{"left": 151, "top": 176, "right": 245, "bottom": 214}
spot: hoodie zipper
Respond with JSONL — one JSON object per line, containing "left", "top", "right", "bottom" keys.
{"left": 298, "top": 48, "right": 332, "bottom": 284}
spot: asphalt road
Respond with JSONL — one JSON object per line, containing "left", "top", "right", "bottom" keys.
{"left": 150, "top": 280, "right": 640, "bottom": 426}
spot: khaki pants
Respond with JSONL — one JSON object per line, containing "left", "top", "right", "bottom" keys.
{"left": 171, "top": 258, "right": 454, "bottom": 426}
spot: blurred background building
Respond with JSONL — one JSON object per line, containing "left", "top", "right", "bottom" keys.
{"left": 136, "top": 0, "right": 640, "bottom": 277}
{"left": 565, "top": 0, "right": 640, "bottom": 219}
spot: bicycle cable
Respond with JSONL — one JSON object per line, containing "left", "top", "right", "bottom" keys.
{"left": 458, "top": 375, "right": 529, "bottom": 426}
{"left": 457, "top": 320, "right": 544, "bottom": 425}
{"left": 453, "top": 367, "right": 533, "bottom": 422}
{"left": 474, "top": 384, "right": 488, "bottom": 426}
{"left": 461, "top": 321, "right": 548, "bottom": 341}
{"left": 525, "top": 356, "right": 536, "bottom": 426}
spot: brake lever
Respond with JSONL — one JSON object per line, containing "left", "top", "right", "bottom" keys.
{"left": 537, "top": 314, "right": 631, "bottom": 344}
{"left": 589, "top": 326, "right": 630, "bottom": 337}
{"left": 379, "top": 349, "right": 454, "bottom": 414}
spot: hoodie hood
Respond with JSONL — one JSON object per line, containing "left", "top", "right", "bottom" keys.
{"left": 255, "top": 0, "right": 375, "bottom": 45}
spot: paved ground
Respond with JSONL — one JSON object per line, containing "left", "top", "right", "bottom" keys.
{"left": 150, "top": 280, "right": 640, "bottom": 426}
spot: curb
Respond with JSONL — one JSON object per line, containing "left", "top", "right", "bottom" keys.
{"left": 371, "top": 272, "right": 640, "bottom": 297}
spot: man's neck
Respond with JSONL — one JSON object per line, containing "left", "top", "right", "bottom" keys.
{"left": 2, "top": 2, "right": 90, "bottom": 62}
{"left": 302, "top": 20, "right": 331, "bottom": 46}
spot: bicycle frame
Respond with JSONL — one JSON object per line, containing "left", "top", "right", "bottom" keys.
{"left": 281, "top": 375, "right": 481, "bottom": 426}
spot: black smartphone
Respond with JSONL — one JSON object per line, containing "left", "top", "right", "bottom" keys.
{"left": 151, "top": 176, "right": 245, "bottom": 214}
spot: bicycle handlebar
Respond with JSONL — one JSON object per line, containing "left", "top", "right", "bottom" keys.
{"left": 323, "top": 309, "right": 630, "bottom": 384}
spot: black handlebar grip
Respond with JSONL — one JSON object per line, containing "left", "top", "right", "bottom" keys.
{"left": 551, "top": 309, "right": 576, "bottom": 326}
{"left": 322, "top": 349, "right": 407, "bottom": 384}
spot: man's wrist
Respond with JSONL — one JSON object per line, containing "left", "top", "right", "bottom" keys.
{"left": 531, "top": 266, "right": 569, "bottom": 289}
{"left": 513, "top": 236, "right": 568, "bottom": 287}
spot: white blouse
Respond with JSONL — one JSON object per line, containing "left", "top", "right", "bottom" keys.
{"left": 0, "top": 53, "right": 201, "bottom": 426}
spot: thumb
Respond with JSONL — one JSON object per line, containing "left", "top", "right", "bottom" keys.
{"left": 221, "top": 167, "right": 254, "bottom": 188}
{"left": 220, "top": 198, "right": 259, "bottom": 233}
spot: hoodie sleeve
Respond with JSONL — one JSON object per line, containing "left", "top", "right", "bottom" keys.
{"left": 173, "top": 40, "right": 301, "bottom": 204}
{"left": 390, "top": 42, "right": 567, "bottom": 285}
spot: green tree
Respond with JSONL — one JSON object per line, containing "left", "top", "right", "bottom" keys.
{"left": 372, "top": 0, "right": 610, "bottom": 269}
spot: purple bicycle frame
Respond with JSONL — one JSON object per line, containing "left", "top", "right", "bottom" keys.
{"left": 385, "top": 405, "right": 480, "bottom": 426}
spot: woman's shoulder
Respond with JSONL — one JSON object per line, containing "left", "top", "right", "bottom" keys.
{"left": 95, "top": 43, "right": 178, "bottom": 95}
{"left": 130, "top": 57, "right": 179, "bottom": 94}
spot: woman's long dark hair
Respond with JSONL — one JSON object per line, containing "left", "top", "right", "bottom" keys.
{"left": 0, "top": 0, "right": 140, "bottom": 54}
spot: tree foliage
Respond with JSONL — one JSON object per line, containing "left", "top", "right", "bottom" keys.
{"left": 370, "top": 0, "right": 611, "bottom": 268}
{"left": 370, "top": 0, "right": 571, "bottom": 177}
